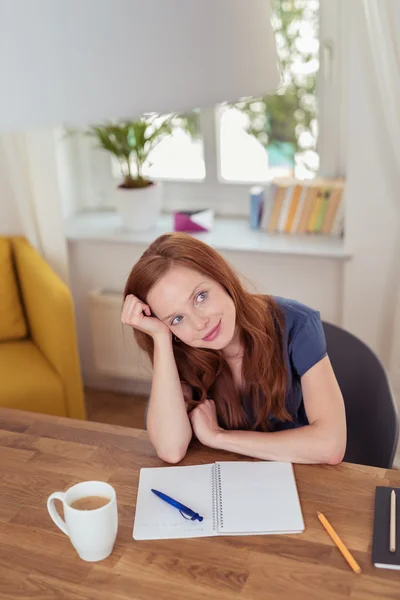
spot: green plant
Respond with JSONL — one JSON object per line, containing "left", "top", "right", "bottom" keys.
{"left": 84, "top": 112, "right": 200, "bottom": 189}
{"left": 228, "top": 0, "right": 318, "bottom": 175}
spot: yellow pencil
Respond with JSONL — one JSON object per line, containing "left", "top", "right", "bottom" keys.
{"left": 317, "top": 512, "right": 361, "bottom": 574}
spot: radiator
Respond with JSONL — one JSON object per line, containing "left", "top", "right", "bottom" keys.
{"left": 88, "top": 289, "right": 152, "bottom": 381}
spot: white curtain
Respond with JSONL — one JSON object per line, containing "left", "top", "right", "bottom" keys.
{"left": 0, "top": 132, "right": 39, "bottom": 246}
{"left": 362, "top": 0, "right": 400, "bottom": 391}
{"left": 363, "top": 1, "right": 400, "bottom": 169}
{"left": 0, "top": 129, "right": 69, "bottom": 283}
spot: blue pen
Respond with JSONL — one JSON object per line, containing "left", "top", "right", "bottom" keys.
{"left": 151, "top": 489, "right": 203, "bottom": 522}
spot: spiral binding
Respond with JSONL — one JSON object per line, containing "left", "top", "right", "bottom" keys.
{"left": 211, "top": 464, "right": 217, "bottom": 531}
{"left": 211, "top": 463, "right": 224, "bottom": 530}
{"left": 216, "top": 463, "right": 224, "bottom": 529}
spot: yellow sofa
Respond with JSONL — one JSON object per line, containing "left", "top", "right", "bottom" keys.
{"left": 0, "top": 237, "right": 86, "bottom": 419}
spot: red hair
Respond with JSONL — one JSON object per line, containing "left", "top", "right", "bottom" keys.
{"left": 124, "top": 232, "right": 291, "bottom": 431}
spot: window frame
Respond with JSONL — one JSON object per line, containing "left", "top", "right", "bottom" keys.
{"left": 65, "top": 0, "right": 345, "bottom": 218}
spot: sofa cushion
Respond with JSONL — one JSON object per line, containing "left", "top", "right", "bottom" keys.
{"left": 0, "top": 238, "right": 28, "bottom": 341}
{"left": 0, "top": 340, "right": 66, "bottom": 416}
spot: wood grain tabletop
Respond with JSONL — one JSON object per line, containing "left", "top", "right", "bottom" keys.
{"left": 0, "top": 406, "right": 399, "bottom": 600}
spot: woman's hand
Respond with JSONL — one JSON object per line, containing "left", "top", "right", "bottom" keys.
{"left": 189, "top": 399, "right": 224, "bottom": 448}
{"left": 121, "top": 294, "right": 171, "bottom": 340}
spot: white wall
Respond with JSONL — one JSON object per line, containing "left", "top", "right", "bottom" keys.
{"left": 342, "top": 2, "right": 400, "bottom": 465}
{"left": 0, "top": 0, "right": 278, "bottom": 129}
{"left": 343, "top": 3, "right": 400, "bottom": 379}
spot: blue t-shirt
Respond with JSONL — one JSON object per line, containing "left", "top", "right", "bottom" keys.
{"left": 267, "top": 296, "right": 327, "bottom": 431}
{"left": 190, "top": 296, "right": 327, "bottom": 432}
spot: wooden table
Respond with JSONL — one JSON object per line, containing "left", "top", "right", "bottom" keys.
{"left": 0, "top": 407, "right": 399, "bottom": 600}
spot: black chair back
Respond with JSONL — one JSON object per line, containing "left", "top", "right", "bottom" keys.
{"left": 323, "top": 321, "right": 399, "bottom": 468}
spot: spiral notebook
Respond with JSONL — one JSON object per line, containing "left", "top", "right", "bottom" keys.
{"left": 133, "top": 461, "right": 304, "bottom": 540}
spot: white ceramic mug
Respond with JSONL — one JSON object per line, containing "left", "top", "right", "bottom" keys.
{"left": 47, "top": 480, "right": 118, "bottom": 562}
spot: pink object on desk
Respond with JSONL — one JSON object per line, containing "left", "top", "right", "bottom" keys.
{"left": 173, "top": 209, "right": 214, "bottom": 233}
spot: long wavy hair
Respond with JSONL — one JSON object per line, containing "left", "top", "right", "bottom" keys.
{"left": 123, "top": 232, "right": 291, "bottom": 431}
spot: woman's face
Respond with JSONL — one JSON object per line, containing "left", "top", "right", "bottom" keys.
{"left": 147, "top": 265, "right": 237, "bottom": 349}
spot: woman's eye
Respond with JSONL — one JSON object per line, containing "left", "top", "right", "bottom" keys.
{"left": 169, "top": 292, "right": 207, "bottom": 326}
{"left": 196, "top": 291, "right": 207, "bottom": 303}
{"left": 170, "top": 315, "right": 183, "bottom": 326}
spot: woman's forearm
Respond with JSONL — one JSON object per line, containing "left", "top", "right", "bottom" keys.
{"left": 212, "top": 423, "right": 346, "bottom": 465}
{"left": 147, "top": 334, "right": 192, "bottom": 463}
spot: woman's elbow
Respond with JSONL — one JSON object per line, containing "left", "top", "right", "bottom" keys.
{"left": 326, "top": 449, "right": 345, "bottom": 466}
{"left": 147, "top": 425, "right": 191, "bottom": 464}
{"left": 152, "top": 436, "right": 190, "bottom": 464}
{"left": 156, "top": 447, "right": 187, "bottom": 464}
{"left": 324, "top": 438, "right": 346, "bottom": 466}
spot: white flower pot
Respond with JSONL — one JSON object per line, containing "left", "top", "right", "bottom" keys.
{"left": 114, "top": 182, "right": 162, "bottom": 231}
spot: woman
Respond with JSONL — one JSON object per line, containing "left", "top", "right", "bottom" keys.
{"left": 122, "top": 232, "right": 346, "bottom": 465}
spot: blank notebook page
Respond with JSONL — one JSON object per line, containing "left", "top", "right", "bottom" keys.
{"left": 133, "top": 464, "right": 215, "bottom": 540}
{"left": 217, "top": 461, "right": 304, "bottom": 535}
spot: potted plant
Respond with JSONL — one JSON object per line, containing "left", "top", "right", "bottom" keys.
{"left": 84, "top": 114, "right": 194, "bottom": 231}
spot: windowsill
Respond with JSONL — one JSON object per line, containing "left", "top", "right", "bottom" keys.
{"left": 65, "top": 211, "right": 350, "bottom": 260}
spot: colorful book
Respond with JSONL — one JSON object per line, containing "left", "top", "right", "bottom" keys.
{"left": 267, "top": 184, "right": 289, "bottom": 233}
{"left": 284, "top": 184, "right": 302, "bottom": 233}
{"left": 262, "top": 177, "right": 345, "bottom": 236}
{"left": 331, "top": 190, "right": 345, "bottom": 237}
{"left": 296, "top": 185, "right": 319, "bottom": 234}
{"left": 307, "top": 189, "right": 324, "bottom": 233}
{"left": 321, "top": 185, "right": 343, "bottom": 234}
{"left": 290, "top": 185, "right": 308, "bottom": 233}
{"left": 249, "top": 186, "right": 265, "bottom": 229}
{"left": 277, "top": 185, "right": 295, "bottom": 233}
{"left": 260, "top": 183, "right": 277, "bottom": 231}
{"left": 314, "top": 188, "right": 331, "bottom": 233}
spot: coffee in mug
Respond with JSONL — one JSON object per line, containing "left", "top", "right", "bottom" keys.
{"left": 70, "top": 496, "right": 110, "bottom": 511}
{"left": 47, "top": 481, "right": 118, "bottom": 562}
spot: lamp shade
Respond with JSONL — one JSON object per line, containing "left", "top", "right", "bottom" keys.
{"left": 0, "top": 0, "right": 280, "bottom": 130}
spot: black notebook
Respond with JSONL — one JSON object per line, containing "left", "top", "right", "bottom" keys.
{"left": 372, "top": 486, "right": 400, "bottom": 570}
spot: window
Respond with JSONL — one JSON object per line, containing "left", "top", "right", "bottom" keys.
{"left": 65, "top": 0, "right": 342, "bottom": 216}
{"left": 110, "top": 112, "right": 205, "bottom": 182}
{"left": 219, "top": 0, "right": 319, "bottom": 182}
